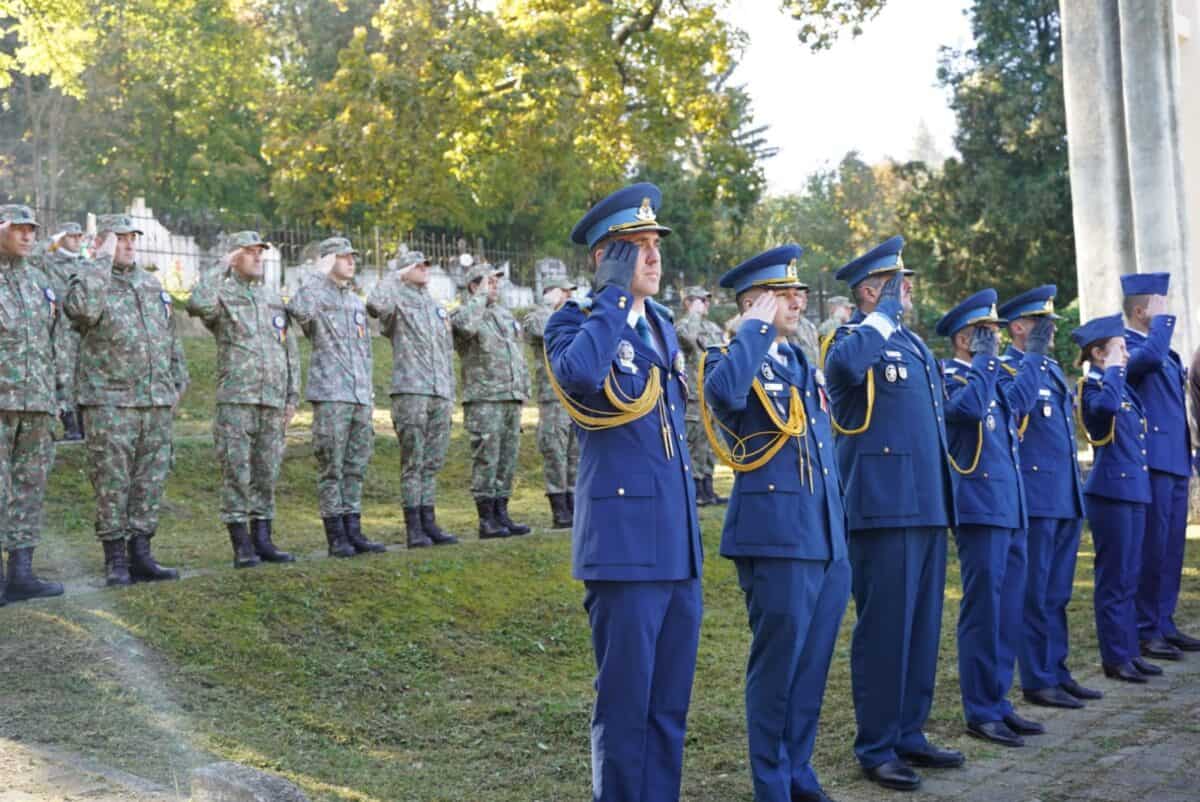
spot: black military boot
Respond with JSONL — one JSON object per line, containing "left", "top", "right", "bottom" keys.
{"left": 548, "top": 493, "right": 572, "bottom": 529}
{"left": 694, "top": 478, "right": 711, "bottom": 507}
{"left": 323, "top": 516, "right": 355, "bottom": 558}
{"left": 4, "top": 548, "right": 65, "bottom": 602}
{"left": 419, "top": 506, "right": 460, "bottom": 546}
{"left": 59, "top": 410, "right": 84, "bottom": 442}
{"left": 251, "top": 519, "right": 294, "bottom": 563}
{"left": 343, "top": 513, "right": 386, "bottom": 554}
{"left": 0, "top": 551, "right": 6, "bottom": 606}
{"left": 127, "top": 534, "right": 180, "bottom": 582}
{"left": 102, "top": 539, "right": 131, "bottom": 587}
{"left": 404, "top": 507, "right": 434, "bottom": 549}
{"left": 227, "top": 522, "right": 261, "bottom": 569}
{"left": 476, "top": 498, "right": 509, "bottom": 540}
{"left": 566, "top": 492, "right": 575, "bottom": 518}
{"left": 495, "top": 497, "right": 531, "bottom": 535}
{"left": 705, "top": 476, "right": 728, "bottom": 505}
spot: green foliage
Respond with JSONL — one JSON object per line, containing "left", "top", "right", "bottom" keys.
{"left": 778, "top": 0, "right": 887, "bottom": 50}
{"left": 0, "top": 0, "right": 97, "bottom": 96}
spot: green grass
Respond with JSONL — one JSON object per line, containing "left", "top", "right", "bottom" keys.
{"left": 0, "top": 336, "right": 1197, "bottom": 801}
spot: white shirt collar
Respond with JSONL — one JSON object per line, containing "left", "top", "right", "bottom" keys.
{"left": 768, "top": 341, "right": 789, "bottom": 365}
{"left": 626, "top": 308, "right": 643, "bottom": 329}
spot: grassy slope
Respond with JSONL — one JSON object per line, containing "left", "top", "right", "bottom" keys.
{"left": 0, "top": 336, "right": 1196, "bottom": 801}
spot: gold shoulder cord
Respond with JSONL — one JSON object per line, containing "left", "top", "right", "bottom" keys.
{"left": 543, "top": 343, "right": 675, "bottom": 459}
{"left": 1074, "top": 375, "right": 1116, "bottom": 447}
{"left": 819, "top": 328, "right": 874, "bottom": 436}
{"left": 999, "top": 361, "right": 1031, "bottom": 439}
{"left": 943, "top": 370, "right": 984, "bottom": 475}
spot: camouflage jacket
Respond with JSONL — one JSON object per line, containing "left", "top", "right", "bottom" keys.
{"left": 38, "top": 248, "right": 89, "bottom": 298}
{"left": 675, "top": 312, "right": 724, "bottom": 420}
{"left": 789, "top": 316, "right": 820, "bottom": 366}
{"left": 64, "top": 258, "right": 189, "bottom": 408}
{"left": 450, "top": 294, "right": 530, "bottom": 404}
{"left": 0, "top": 256, "right": 61, "bottom": 413}
{"left": 522, "top": 304, "right": 557, "bottom": 403}
{"left": 287, "top": 274, "right": 373, "bottom": 405}
{"left": 366, "top": 272, "right": 454, "bottom": 401}
{"left": 187, "top": 270, "right": 301, "bottom": 409}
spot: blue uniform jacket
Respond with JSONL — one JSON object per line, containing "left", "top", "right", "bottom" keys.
{"left": 1000, "top": 347, "right": 1085, "bottom": 519}
{"left": 1080, "top": 365, "right": 1152, "bottom": 504}
{"left": 703, "top": 319, "right": 847, "bottom": 561}
{"left": 824, "top": 312, "right": 956, "bottom": 531}
{"left": 942, "top": 352, "right": 1038, "bottom": 529}
{"left": 544, "top": 285, "right": 703, "bottom": 582}
{"left": 1124, "top": 317, "right": 1191, "bottom": 478}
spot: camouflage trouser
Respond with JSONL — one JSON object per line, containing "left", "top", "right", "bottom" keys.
{"left": 686, "top": 418, "right": 714, "bottom": 480}
{"left": 215, "top": 403, "right": 287, "bottom": 524}
{"left": 463, "top": 400, "right": 521, "bottom": 500}
{"left": 81, "top": 406, "right": 173, "bottom": 541}
{"left": 537, "top": 401, "right": 578, "bottom": 494}
{"left": 56, "top": 326, "right": 81, "bottom": 411}
{"left": 312, "top": 401, "right": 374, "bottom": 517}
{"left": 391, "top": 393, "right": 452, "bottom": 508}
{"left": 0, "top": 411, "right": 55, "bottom": 550}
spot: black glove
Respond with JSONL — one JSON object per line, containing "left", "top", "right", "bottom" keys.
{"left": 594, "top": 240, "right": 639, "bottom": 294}
{"left": 1025, "top": 316, "right": 1055, "bottom": 355}
{"left": 969, "top": 325, "right": 998, "bottom": 357}
{"left": 876, "top": 272, "right": 904, "bottom": 320}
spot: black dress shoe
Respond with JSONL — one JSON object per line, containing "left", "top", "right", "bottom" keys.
{"left": 966, "top": 720, "right": 1024, "bottom": 747}
{"left": 897, "top": 743, "right": 965, "bottom": 769}
{"left": 1103, "top": 662, "right": 1148, "bottom": 683}
{"left": 1165, "top": 632, "right": 1200, "bottom": 652}
{"left": 862, "top": 760, "right": 921, "bottom": 792}
{"left": 1024, "top": 686, "right": 1084, "bottom": 709}
{"left": 1061, "top": 678, "right": 1104, "bottom": 700}
{"left": 1003, "top": 711, "right": 1045, "bottom": 735}
{"left": 1132, "top": 657, "right": 1163, "bottom": 676}
{"left": 1141, "top": 637, "right": 1184, "bottom": 661}
{"left": 792, "top": 788, "right": 836, "bottom": 802}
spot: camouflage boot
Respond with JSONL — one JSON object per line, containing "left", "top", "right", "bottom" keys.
{"left": 4, "top": 548, "right": 65, "bottom": 602}
{"left": 548, "top": 494, "right": 572, "bottom": 530}
{"left": 227, "top": 522, "right": 261, "bottom": 570}
{"left": 323, "top": 516, "right": 355, "bottom": 558}
{"left": 495, "top": 497, "right": 531, "bottom": 536}
{"left": 128, "top": 534, "right": 180, "bottom": 582}
{"left": 102, "top": 539, "right": 131, "bottom": 587}
{"left": 343, "top": 513, "right": 386, "bottom": 554}
{"left": 251, "top": 519, "right": 295, "bottom": 563}
{"left": 476, "top": 498, "right": 509, "bottom": 540}
{"left": 403, "top": 507, "right": 434, "bottom": 549}
{"left": 419, "top": 506, "right": 460, "bottom": 546}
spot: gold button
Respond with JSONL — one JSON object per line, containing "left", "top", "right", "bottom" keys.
{"left": 670, "top": 404, "right": 675, "bottom": 411}
{"left": 768, "top": 483, "right": 775, "bottom": 491}
{"left": 818, "top": 442, "right": 823, "bottom": 448}
{"left": 760, "top": 325, "right": 768, "bottom": 334}
{"left": 1120, "top": 473, "right": 1126, "bottom": 478}
{"left": 684, "top": 465, "right": 689, "bottom": 472}
{"left": 983, "top": 472, "right": 990, "bottom": 478}
{"left": 823, "top": 467, "right": 829, "bottom": 475}
{"left": 1032, "top": 466, "right": 1039, "bottom": 471}
{"left": 1143, "top": 466, "right": 1149, "bottom": 471}
{"left": 617, "top": 488, "right": 625, "bottom": 496}
{"left": 618, "top": 297, "right": 627, "bottom": 309}
{"left": 883, "top": 446, "right": 890, "bottom": 454}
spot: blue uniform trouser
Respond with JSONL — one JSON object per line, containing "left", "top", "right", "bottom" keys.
{"left": 1019, "top": 517, "right": 1084, "bottom": 691}
{"left": 1137, "top": 470, "right": 1189, "bottom": 641}
{"left": 849, "top": 527, "right": 947, "bottom": 769}
{"left": 1086, "top": 496, "right": 1145, "bottom": 666}
{"left": 735, "top": 557, "right": 851, "bottom": 802}
{"left": 583, "top": 578, "right": 703, "bottom": 802}
{"left": 955, "top": 525, "right": 1025, "bottom": 724}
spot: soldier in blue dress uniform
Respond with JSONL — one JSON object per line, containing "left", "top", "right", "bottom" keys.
{"left": 1072, "top": 313, "right": 1164, "bottom": 683}
{"left": 822, "top": 236, "right": 962, "bottom": 793}
{"left": 997, "top": 286, "right": 1102, "bottom": 709}
{"left": 1120, "top": 273, "right": 1200, "bottom": 658}
{"left": 543, "top": 183, "right": 703, "bottom": 802}
{"left": 701, "top": 245, "right": 850, "bottom": 802}
{"left": 937, "top": 289, "right": 1047, "bottom": 747}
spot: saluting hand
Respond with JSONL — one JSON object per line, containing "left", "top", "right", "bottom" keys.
{"left": 1025, "top": 316, "right": 1055, "bottom": 355}
{"left": 969, "top": 325, "right": 999, "bottom": 357}
{"left": 741, "top": 291, "right": 778, "bottom": 327}
{"left": 1147, "top": 294, "right": 1168, "bottom": 318}
{"left": 1103, "top": 337, "right": 1128, "bottom": 368}
{"left": 594, "top": 240, "right": 639, "bottom": 294}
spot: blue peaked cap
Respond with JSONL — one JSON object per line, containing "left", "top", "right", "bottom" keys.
{"left": 570, "top": 182, "right": 673, "bottom": 249}
{"left": 835, "top": 235, "right": 913, "bottom": 287}
{"left": 998, "top": 284, "right": 1061, "bottom": 321}
{"left": 1119, "top": 272, "right": 1170, "bottom": 297}
{"left": 1071, "top": 313, "right": 1124, "bottom": 348}
{"left": 935, "top": 288, "right": 1001, "bottom": 338}
{"left": 719, "top": 244, "right": 807, "bottom": 296}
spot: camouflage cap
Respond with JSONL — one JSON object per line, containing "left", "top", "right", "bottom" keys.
{"left": 56, "top": 221, "right": 84, "bottom": 236}
{"left": 96, "top": 214, "right": 143, "bottom": 236}
{"left": 229, "top": 230, "right": 270, "bottom": 250}
{"left": 542, "top": 277, "right": 577, "bottom": 293}
{"left": 0, "top": 204, "right": 39, "bottom": 228}
{"left": 319, "top": 236, "right": 358, "bottom": 257}
{"left": 683, "top": 285, "right": 712, "bottom": 300}
{"left": 398, "top": 250, "right": 430, "bottom": 268}
{"left": 466, "top": 263, "right": 503, "bottom": 285}
{"left": 827, "top": 294, "right": 851, "bottom": 307}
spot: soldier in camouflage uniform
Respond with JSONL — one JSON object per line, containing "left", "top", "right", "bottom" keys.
{"left": 64, "top": 214, "right": 189, "bottom": 586}
{"left": 788, "top": 286, "right": 820, "bottom": 365}
{"left": 187, "top": 231, "right": 300, "bottom": 568}
{"left": 524, "top": 277, "right": 578, "bottom": 529}
{"left": 38, "top": 222, "right": 87, "bottom": 441}
{"left": 0, "top": 205, "right": 65, "bottom": 604}
{"left": 675, "top": 285, "right": 728, "bottom": 507}
{"left": 367, "top": 250, "right": 459, "bottom": 549}
{"left": 451, "top": 264, "right": 532, "bottom": 539}
{"left": 287, "top": 236, "right": 385, "bottom": 558}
